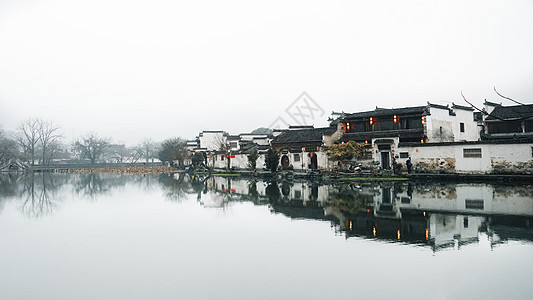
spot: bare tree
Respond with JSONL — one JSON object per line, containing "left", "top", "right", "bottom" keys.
{"left": 16, "top": 118, "right": 41, "bottom": 165}
{"left": 129, "top": 146, "right": 144, "bottom": 163}
{"left": 140, "top": 138, "right": 156, "bottom": 163}
{"left": 213, "top": 134, "right": 232, "bottom": 170}
{"left": 74, "top": 133, "right": 111, "bottom": 164}
{"left": 158, "top": 137, "right": 189, "bottom": 167}
{"left": 109, "top": 144, "right": 129, "bottom": 163}
{"left": 0, "top": 127, "right": 20, "bottom": 166}
{"left": 493, "top": 86, "right": 525, "bottom": 106}
{"left": 38, "top": 120, "right": 62, "bottom": 165}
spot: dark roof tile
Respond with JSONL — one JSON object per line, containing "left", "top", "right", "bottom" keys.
{"left": 271, "top": 127, "right": 337, "bottom": 144}
{"left": 486, "top": 104, "right": 533, "bottom": 121}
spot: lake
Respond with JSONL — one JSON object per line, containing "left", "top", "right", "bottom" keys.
{"left": 1, "top": 172, "right": 532, "bottom": 300}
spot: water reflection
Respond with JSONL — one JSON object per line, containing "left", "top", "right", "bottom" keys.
{"left": 1, "top": 172, "right": 532, "bottom": 250}
{"left": 204, "top": 177, "right": 533, "bottom": 251}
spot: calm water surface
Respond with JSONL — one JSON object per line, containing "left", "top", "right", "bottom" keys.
{"left": 1, "top": 172, "right": 532, "bottom": 300}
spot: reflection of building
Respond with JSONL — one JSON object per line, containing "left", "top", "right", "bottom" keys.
{"left": 199, "top": 178, "right": 533, "bottom": 250}
{"left": 328, "top": 181, "right": 533, "bottom": 251}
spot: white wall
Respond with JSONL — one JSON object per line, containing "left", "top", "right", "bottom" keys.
{"left": 425, "top": 105, "right": 479, "bottom": 143}
{"left": 399, "top": 143, "right": 533, "bottom": 173}
{"left": 426, "top": 106, "right": 455, "bottom": 143}
{"left": 199, "top": 132, "right": 226, "bottom": 151}
{"left": 453, "top": 108, "right": 479, "bottom": 142}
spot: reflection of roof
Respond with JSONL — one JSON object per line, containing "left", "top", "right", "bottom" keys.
{"left": 271, "top": 205, "right": 326, "bottom": 220}
{"left": 271, "top": 127, "right": 337, "bottom": 145}
{"left": 486, "top": 104, "right": 533, "bottom": 121}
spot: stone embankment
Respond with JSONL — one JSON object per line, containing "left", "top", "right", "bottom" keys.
{"left": 68, "top": 166, "right": 175, "bottom": 174}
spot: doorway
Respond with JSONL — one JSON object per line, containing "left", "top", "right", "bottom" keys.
{"left": 381, "top": 151, "right": 391, "bottom": 170}
{"left": 281, "top": 155, "right": 290, "bottom": 170}
{"left": 309, "top": 152, "right": 318, "bottom": 169}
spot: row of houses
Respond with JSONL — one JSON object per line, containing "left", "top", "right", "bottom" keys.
{"left": 188, "top": 100, "right": 533, "bottom": 174}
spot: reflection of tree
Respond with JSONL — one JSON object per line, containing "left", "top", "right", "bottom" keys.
{"left": 20, "top": 172, "right": 63, "bottom": 218}
{"left": 0, "top": 173, "right": 26, "bottom": 213}
{"left": 71, "top": 173, "right": 127, "bottom": 199}
{"left": 328, "top": 189, "right": 368, "bottom": 215}
{"left": 248, "top": 180, "right": 259, "bottom": 202}
{"left": 265, "top": 181, "right": 281, "bottom": 203}
{"left": 158, "top": 172, "right": 193, "bottom": 202}
{"left": 191, "top": 173, "right": 209, "bottom": 200}
{"left": 413, "top": 183, "right": 457, "bottom": 199}
{"left": 0, "top": 173, "right": 24, "bottom": 198}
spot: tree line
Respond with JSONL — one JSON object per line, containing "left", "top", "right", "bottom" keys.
{"left": 0, "top": 117, "right": 190, "bottom": 167}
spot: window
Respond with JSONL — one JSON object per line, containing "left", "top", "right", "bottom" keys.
{"left": 463, "top": 148, "right": 482, "bottom": 158}
{"left": 293, "top": 154, "right": 300, "bottom": 162}
{"left": 460, "top": 123, "right": 465, "bottom": 133}
{"left": 401, "top": 197, "right": 410, "bottom": 204}
{"left": 465, "top": 199, "right": 484, "bottom": 210}
{"left": 399, "top": 152, "right": 409, "bottom": 158}
{"left": 230, "top": 142, "right": 238, "bottom": 148}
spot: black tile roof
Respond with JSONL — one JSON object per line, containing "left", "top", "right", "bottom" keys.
{"left": 340, "top": 128, "right": 424, "bottom": 141}
{"left": 338, "top": 106, "right": 428, "bottom": 121}
{"left": 271, "top": 127, "right": 337, "bottom": 145}
{"left": 485, "top": 104, "right": 533, "bottom": 121}
{"left": 452, "top": 103, "right": 474, "bottom": 111}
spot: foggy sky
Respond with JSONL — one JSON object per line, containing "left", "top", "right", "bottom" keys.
{"left": 1, "top": 0, "right": 532, "bottom": 145}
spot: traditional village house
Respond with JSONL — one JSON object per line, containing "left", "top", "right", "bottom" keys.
{"left": 194, "top": 101, "right": 533, "bottom": 174}
{"left": 335, "top": 103, "right": 480, "bottom": 171}
{"left": 186, "top": 139, "right": 200, "bottom": 152}
{"left": 481, "top": 100, "right": 533, "bottom": 140}
{"left": 196, "top": 130, "right": 270, "bottom": 170}
{"left": 270, "top": 125, "right": 344, "bottom": 171}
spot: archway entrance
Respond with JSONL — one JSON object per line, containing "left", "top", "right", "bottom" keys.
{"left": 281, "top": 155, "right": 290, "bottom": 170}
{"left": 309, "top": 152, "right": 318, "bottom": 169}
{"left": 381, "top": 151, "right": 391, "bottom": 170}
{"left": 375, "top": 140, "right": 393, "bottom": 170}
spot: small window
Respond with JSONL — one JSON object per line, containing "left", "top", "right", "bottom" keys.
{"left": 460, "top": 123, "right": 465, "bottom": 133}
{"left": 463, "top": 148, "right": 482, "bottom": 158}
{"left": 293, "top": 154, "right": 300, "bottom": 162}
{"left": 465, "top": 199, "right": 484, "bottom": 210}
{"left": 399, "top": 152, "right": 409, "bottom": 158}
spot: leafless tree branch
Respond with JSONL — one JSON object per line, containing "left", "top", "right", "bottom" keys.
{"left": 494, "top": 86, "right": 525, "bottom": 106}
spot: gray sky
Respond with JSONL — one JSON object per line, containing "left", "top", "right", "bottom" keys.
{"left": 1, "top": 0, "right": 532, "bottom": 146}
